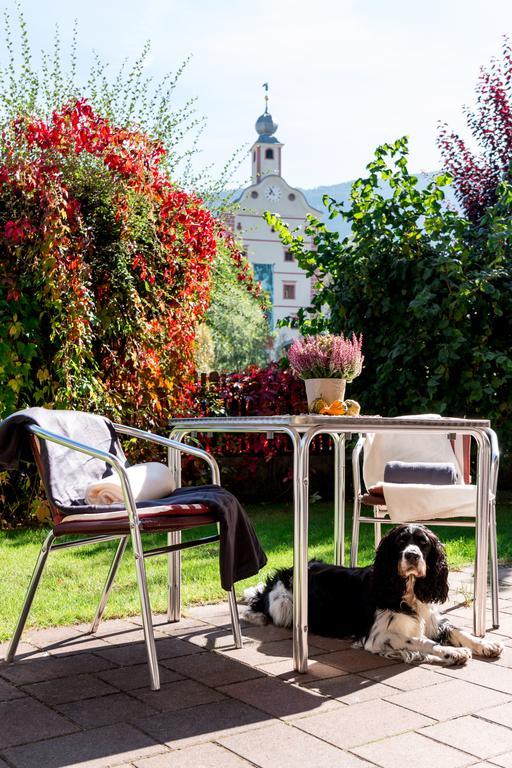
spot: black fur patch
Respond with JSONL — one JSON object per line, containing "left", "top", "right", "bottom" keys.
{"left": 434, "top": 618, "right": 453, "bottom": 645}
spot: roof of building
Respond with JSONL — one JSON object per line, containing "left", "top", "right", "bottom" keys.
{"left": 255, "top": 109, "right": 279, "bottom": 143}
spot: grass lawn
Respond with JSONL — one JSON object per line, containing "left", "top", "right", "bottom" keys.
{"left": 1, "top": 498, "right": 511, "bottom": 642}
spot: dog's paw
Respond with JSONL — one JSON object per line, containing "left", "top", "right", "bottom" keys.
{"left": 240, "top": 608, "right": 267, "bottom": 626}
{"left": 478, "top": 639, "right": 504, "bottom": 658}
{"left": 442, "top": 647, "right": 472, "bottom": 666}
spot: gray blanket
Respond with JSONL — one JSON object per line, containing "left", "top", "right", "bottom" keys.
{"left": 0, "top": 408, "right": 267, "bottom": 589}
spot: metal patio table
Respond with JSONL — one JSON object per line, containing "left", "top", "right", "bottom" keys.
{"left": 168, "top": 414, "right": 496, "bottom": 674}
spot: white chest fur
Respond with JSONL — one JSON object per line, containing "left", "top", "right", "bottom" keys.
{"left": 364, "top": 577, "right": 440, "bottom": 654}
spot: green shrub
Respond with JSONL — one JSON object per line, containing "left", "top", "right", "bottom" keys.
{"left": 267, "top": 137, "right": 512, "bottom": 469}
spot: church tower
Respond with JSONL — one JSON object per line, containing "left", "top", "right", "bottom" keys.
{"left": 233, "top": 87, "right": 321, "bottom": 352}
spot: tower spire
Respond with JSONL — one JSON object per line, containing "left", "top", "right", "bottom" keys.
{"left": 262, "top": 82, "right": 269, "bottom": 114}
{"left": 252, "top": 87, "right": 282, "bottom": 183}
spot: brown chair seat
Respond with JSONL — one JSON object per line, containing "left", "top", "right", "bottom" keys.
{"left": 54, "top": 503, "right": 214, "bottom": 536}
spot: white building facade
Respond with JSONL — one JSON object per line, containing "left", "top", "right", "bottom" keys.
{"left": 232, "top": 102, "right": 320, "bottom": 350}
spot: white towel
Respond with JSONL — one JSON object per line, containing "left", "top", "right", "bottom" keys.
{"left": 85, "top": 462, "right": 176, "bottom": 505}
{"left": 381, "top": 482, "right": 481, "bottom": 522}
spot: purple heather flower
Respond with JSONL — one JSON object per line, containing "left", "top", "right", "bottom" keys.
{"left": 287, "top": 333, "right": 364, "bottom": 381}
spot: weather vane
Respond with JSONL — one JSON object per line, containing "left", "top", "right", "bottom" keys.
{"left": 262, "top": 82, "right": 269, "bottom": 113}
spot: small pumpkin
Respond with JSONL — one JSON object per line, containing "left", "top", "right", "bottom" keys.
{"left": 309, "top": 397, "right": 329, "bottom": 414}
{"left": 345, "top": 399, "right": 361, "bottom": 416}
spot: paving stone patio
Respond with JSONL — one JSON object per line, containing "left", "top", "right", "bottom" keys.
{"left": 1, "top": 568, "right": 512, "bottom": 768}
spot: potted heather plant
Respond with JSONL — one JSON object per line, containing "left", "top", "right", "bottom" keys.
{"left": 287, "top": 333, "right": 363, "bottom": 411}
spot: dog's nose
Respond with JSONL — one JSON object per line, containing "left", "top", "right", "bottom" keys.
{"left": 405, "top": 550, "right": 420, "bottom": 562}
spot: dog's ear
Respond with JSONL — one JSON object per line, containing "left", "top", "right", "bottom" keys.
{"left": 372, "top": 526, "right": 406, "bottom": 610}
{"left": 414, "top": 529, "right": 449, "bottom": 604}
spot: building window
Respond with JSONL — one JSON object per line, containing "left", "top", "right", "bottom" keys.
{"left": 236, "top": 222, "right": 242, "bottom": 231}
{"left": 284, "top": 250, "right": 294, "bottom": 262}
{"left": 253, "top": 151, "right": 256, "bottom": 161}
{"left": 288, "top": 193, "right": 296, "bottom": 201}
{"left": 283, "top": 283, "right": 296, "bottom": 300}
{"left": 265, "top": 148, "right": 274, "bottom": 159}
{"left": 251, "top": 190, "right": 259, "bottom": 198}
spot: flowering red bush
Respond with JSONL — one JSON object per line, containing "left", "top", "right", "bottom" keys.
{"left": 183, "top": 364, "right": 335, "bottom": 495}
{"left": 438, "top": 37, "right": 512, "bottom": 222}
{"left": 0, "top": 99, "right": 220, "bottom": 423}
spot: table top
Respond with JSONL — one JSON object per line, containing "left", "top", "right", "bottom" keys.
{"left": 169, "top": 414, "right": 491, "bottom": 430}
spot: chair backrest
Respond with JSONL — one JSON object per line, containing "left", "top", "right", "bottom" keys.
{"left": 363, "top": 417, "right": 465, "bottom": 491}
{"left": 28, "top": 410, "right": 127, "bottom": 515}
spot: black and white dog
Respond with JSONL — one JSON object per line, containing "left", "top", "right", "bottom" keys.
{"left": 244, "top": 523, "right": 503, "bottom": 665}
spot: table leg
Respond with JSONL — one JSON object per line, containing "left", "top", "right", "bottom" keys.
{"left": 293, "top": 433, "right": 309, "bottom": 673}
{"left": 333, "top": 434, "right": 345, "bottom": 566}
{"left": 473, "top": 430, "right": 491, "bottom": 637}
{"left": 167, "top": 429, "right": 184, "bottom": 623}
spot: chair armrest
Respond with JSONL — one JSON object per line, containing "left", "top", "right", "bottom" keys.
{"left": 112, "top": 423, "right": 220, "bottom": 486}
{"left": 486, "top": 428, "right": 500, "bottom": 497}
{"left": 27, "top": 424, "right": 141, "bottom": 527}
{"left": 352, "top": 435, "right": 366, "bottom": 499}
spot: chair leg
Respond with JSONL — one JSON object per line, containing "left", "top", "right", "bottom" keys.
{"left": 489, "top": 501, "right": 499, "bottom": 629}
{"left": 90, "top": 536, "right": 128, "bottom": 634}
{"left": 374, "top": 507, "right": 383, "bottom": 551}
{"left": 350, "top": 497, "right": 361, "bottom": 566}
{"left": 6, "top": 531, "right": 55, "bottom": 662}
{"left": 130, "top": 526, "right": 160, "bottom": 690}
{"left": 228, "top": 587, "right": 243, "bottom": 649}
{"left": 167, "top": 531, "right": 181, "bottom": 623}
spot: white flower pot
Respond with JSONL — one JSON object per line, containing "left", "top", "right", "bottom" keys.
{"left": 304, "top": 378, "right": 346, "bottom": 411}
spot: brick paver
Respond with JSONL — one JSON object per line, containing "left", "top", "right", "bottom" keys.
{"left": 54, "top": 690, "right": 159, "bottom": 728}
{"left": 132, "top": 678, "right": 226, "bottom": 712}
{"left": 133, "top": 699, "right": 272, "bottom": 748}
{"left": 219, "top": 675, "right": 342, "bottom": 720}
{"left": 292, "top": 698, "right": 434, "bottom": 748}
{"left": 420, "top": 716, "right": 512, "bottom": 759}
{"left": 2, "top": 723, "right": 164, "bottom": 768}
{"left": 384, "top": 679, "right": 511, "bottom": 720}
{"left": 359, "top": 661, "right": 448, "bottom": 690}
{"left": 0, "top": 697, "right": 78, "bottom": 749}
{"left": 22, "top": 672, "right": 117, "bottom": 705}
{"left": 97, "top": 663, "right": 183, "bottom": 691}
{"left": 303, "top": 672, "right": 403, "bottom": 704}
{"left": 352, "top": 731, "right": 474, "bottom": 768}
{"left": 0, "top": 575, "right": 511, "bottom": 768}
{"left": 490, "top": 752, "right": 512, "bottom": 767}
{"left": 0, "top": 677, "right": 25, "bottom": 701}
{"left": 133, "top": 742, "right": 255, "bottom": 767}
{"left": 218, "top": 721, "right": 375, "bottom": 768}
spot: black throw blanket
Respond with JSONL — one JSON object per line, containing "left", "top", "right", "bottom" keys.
{"left": 0, "top": 408, "right": 267, "bottom": 589}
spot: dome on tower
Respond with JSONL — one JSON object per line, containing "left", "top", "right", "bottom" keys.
{"left": 255, "top": 110, "right": 279, "bottom": 143}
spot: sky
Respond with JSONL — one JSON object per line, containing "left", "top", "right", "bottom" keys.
{"left": 10, "top": 0, "right": 512, "bottom": 189}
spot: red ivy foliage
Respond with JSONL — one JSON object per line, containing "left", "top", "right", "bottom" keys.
{"left": 183, "top": 364, "right": 334, "bottom": 489}
{"left": 0, "top": 100, "right": 251, "bottom": 425}
{"left": 438, "top": 36, "right": 512, "bottom": 222}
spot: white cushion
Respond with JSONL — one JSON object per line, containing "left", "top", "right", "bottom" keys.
{"left": 85, "top": 462, "right": 175, "bottom": 506}
{"left": 381, "top": 482, "right": 480, "bottom": 522}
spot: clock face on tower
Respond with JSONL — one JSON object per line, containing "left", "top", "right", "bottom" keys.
{"left": 264, "top": 185, "right": 282, "bottom": 201}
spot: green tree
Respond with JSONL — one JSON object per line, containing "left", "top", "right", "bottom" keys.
{"left": 267, "top": 137, "right": 512, "bottom": 458}
{"left": 205, "top": 240, "right": 271, "bottom": 371}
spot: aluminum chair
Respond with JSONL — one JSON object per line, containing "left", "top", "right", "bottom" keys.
{"left": 6, "top": 416, "right": 242, "bottom": 690}
{"left": 351, "top": 428, "right": 500, "bottom": 628}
